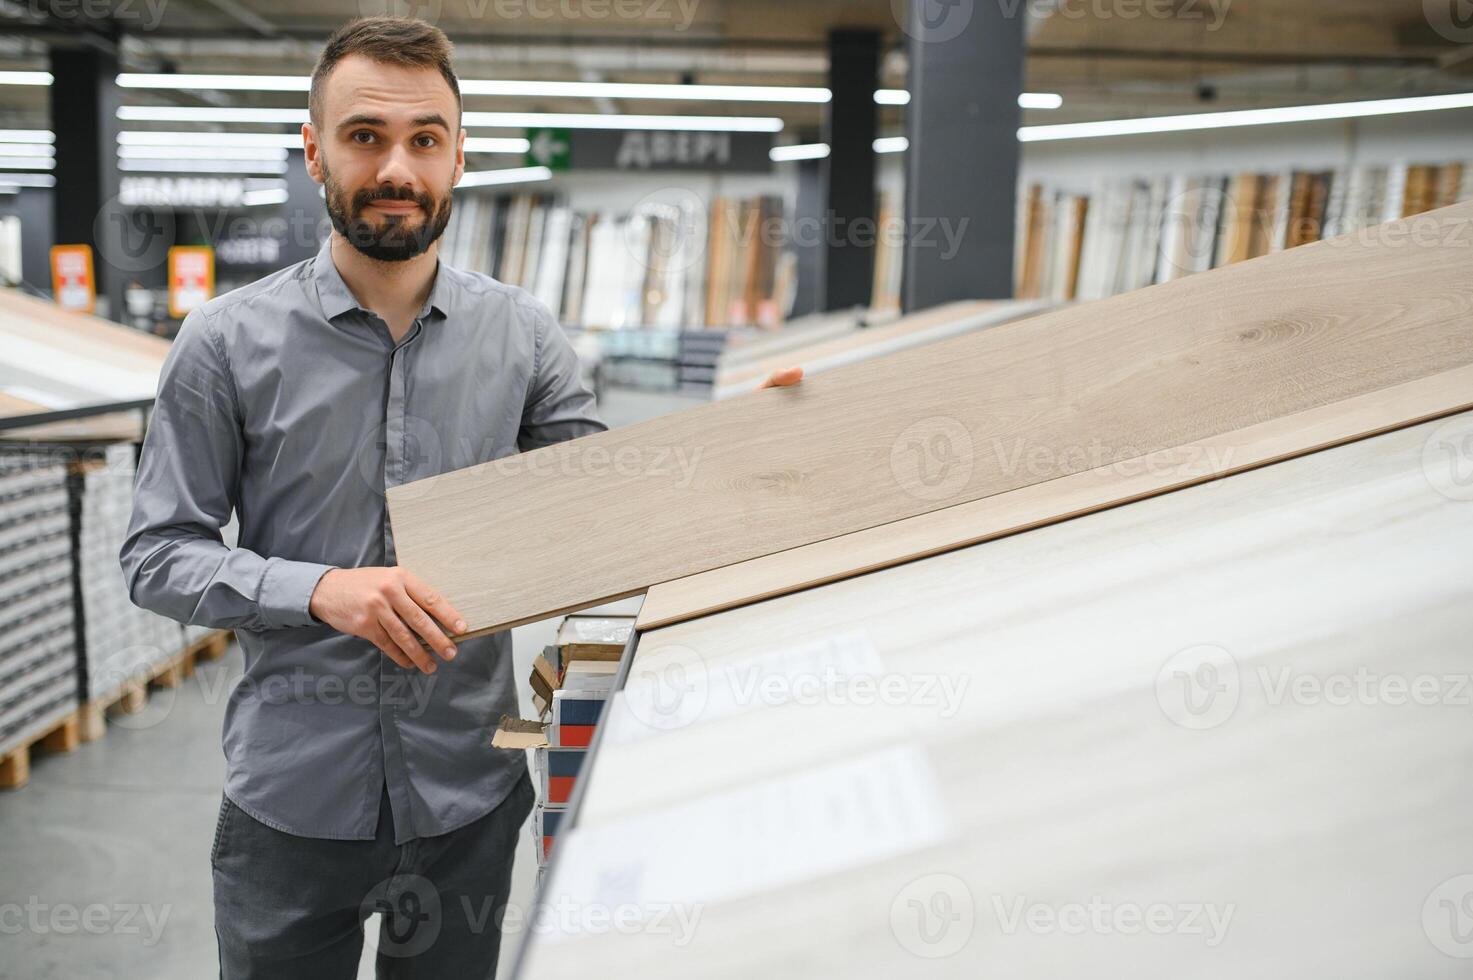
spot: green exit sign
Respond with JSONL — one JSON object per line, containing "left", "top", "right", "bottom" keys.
{"left": 524, "top": 128, "right": 571, "bottom": 171}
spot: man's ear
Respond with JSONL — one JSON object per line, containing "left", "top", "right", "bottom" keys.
{"left": 302, "top": 123, "right": 325, "bottom": 184}
{"left": 452, "top": 125, "right": 465, "bottom": 187}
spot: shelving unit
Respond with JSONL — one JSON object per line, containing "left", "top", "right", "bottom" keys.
{"left": 441, "top": 191, "right": 790, "bottom": 333}
{"left": 1014, "top": 159, "right": 1473, "bottom": 303}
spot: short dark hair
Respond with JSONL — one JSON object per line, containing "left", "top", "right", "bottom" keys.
{"left": 309, "top": 17, "right": 462, "bottom": 130}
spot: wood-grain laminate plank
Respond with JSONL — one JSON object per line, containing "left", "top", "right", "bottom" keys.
{"left": 388, "top": 201, "right": 1473, "bottom": 639}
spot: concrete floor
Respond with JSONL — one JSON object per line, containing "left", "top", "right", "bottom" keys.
{"left": 0, "top": 385, "right": 704, "bottom": 980}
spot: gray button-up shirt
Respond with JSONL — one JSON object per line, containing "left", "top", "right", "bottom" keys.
{"left": 120, "top": 236, "right": 606, "bottom": 844}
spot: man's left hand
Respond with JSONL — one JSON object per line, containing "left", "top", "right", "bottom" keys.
{"left": 757, "top": 366, "right": 804, "bottom": 390}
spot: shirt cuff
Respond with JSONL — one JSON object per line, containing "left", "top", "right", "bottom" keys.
{"left": 259, "top": 557, "right": 336, "bottom": 629}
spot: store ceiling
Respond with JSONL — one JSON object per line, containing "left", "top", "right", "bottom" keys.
{"left": 0, "top": 0, "right": 1467, "bottom": 140}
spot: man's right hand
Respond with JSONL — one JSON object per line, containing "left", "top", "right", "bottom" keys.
{"left": 308, "top": 567, "right": 467, "bottom": 674}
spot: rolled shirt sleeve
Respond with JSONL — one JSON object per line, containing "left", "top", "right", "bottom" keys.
{"left": 120, "top": 309, "right": 335, "bottom": 631}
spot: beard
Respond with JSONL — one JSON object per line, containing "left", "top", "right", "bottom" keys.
{"left": 322, "top": 159, "right": 452, "bottom": 262}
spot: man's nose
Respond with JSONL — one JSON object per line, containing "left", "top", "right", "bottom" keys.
{"left": 375, "top": 144, "right": 419, "bottom": 192}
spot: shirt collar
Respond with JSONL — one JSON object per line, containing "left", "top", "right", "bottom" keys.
{"left": 312, "top": 236, "right": 452, "bottom": 323}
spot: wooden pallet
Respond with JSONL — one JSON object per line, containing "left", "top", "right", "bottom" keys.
{"left": 0, "top": 632, "right": 233, "bottom": 786}
{"left": 186, "top": 630, "right": 230, "bottom": 663}
{"left": 0, "top": 704, "right": 81, "bottom": 790}
{"left": 77, "top": 630, "right": 232, "bottom": 743}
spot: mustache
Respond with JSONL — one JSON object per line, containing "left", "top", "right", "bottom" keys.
{"left": 353, "top": 186, "right": 434, "bottom": 214}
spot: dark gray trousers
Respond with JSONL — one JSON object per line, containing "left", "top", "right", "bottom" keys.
{"left": 212, "top": 772, "right": 534, "bottom": 979}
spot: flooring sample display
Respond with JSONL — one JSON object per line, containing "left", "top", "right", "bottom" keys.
{"left": 711, "top": 299, "right": 1051, "bottom": 399}
{"left": 440, "top": 191, "right": 788, "bottom": 330}
{"left": 72, "top": 445, "right": 186, "bottom": 700}
{"left": 636, "top": 361, "right": 1473, "bottom": 629}
{"left": 0, "top": 288, "right": 171, "bottom": 366}
{"left": 519, "top": 411, "right": 1473, "bottom": 979}
{"left": 387, "top": 201, "right": 1473, "bottom": 640}
{"left": 0, "top": 453, "right": 78, "bottom": 765}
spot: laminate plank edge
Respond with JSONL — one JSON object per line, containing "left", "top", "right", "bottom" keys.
{"left": 636, "top": 363, "right": 1473, "bottom": 630}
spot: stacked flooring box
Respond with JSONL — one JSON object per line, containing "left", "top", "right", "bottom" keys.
{"left": 72, "top": 444, "right": 184, "bottom": 701}
{"left": 512, "top": 615, "right": 631, "bottom": 871}
{"left": 0, "top": 453, "right": 78, "bottom": 762}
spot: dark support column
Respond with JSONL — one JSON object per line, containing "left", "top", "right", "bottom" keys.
{"left": 901, "top": 0, "right": 1024, "bottom": 311}
{"left": 50, "top": 46, "right": 124, "bottom": 320}
{"left": 788, "top": 155, "right": 826, "bottom": 319}
{"left": 821, "top": 29, "right": 878, "bottom": 311}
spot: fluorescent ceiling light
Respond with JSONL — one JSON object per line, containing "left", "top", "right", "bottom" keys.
{"left": 117, "top": 74, "right": 1072, "bottom": 112}
{"left": 110, "top": 90, "right": 1473, "bottom": 152}
{"left": 769, "top": 142, "right": 830, "bottom": 162}
{"left": 119, "top": 131, "right": 301, "bottom": 148}
{"left": 119, "top": 107, "right": 307, "bottom": 123}
{"left": 462, "top": 80, "right": 828, "bottom": 102}
{"left": 1019, "top": 91, "right": 1473, "bottom": 141}
{"left": 119, "top": 73, "right": 826, "bottom": 102}
{"left": 771, "top": 139, "right": 905, "bottom": 160}
{"left": 120, "top": 159, "right": 289, "bottom": 174}
{"left": 118, "top": 132, "right": 524, "bottom": 154}
{"left": 464, "top": 137, "right": 530, "bottom": 153}
{"left": 119, "top": 106, "right": 785, "bottom": 132}
{"left": 0, "top": 158, "right": 53, "bottom": 170}
{"left": 0, "top": 144, "right": 55, "bottom": 158}
{"left": 457, "top": 166, "right": 552, "bottom": 188}
{"left": 0, "top": 130, "right": 53, "bottom": 144}
{"left": 119, "top": 73, "right": 307, "bottom": 91}
{"left": 235, "top": 191, "right": 287, "bottom": 207}
{"left": 0, "top": 173, "right": 55, "bottom": 187}
{"left": 0, "top": 72, "right": 51, "bottom": 86}
{"left": 462, "top": 111, "right": 784, "bottom": 132}
{"left": 118, "top": 145, "right": 287, "bottom": 161}
{"left": 1018, "top": 92, "right": 1064, "bottom": 110}
{"left": 241, "top": 188, "right": 289, "bottom": 206}
{"left": 874, "top": 89, "right": 1062, "bottom": 109}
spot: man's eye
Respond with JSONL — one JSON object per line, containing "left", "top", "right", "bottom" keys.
{"left": 352, "top": 131, "right": 375, "bottom": 144}
{"left": 416, "top": 135, "right": 437, "bottom": 148}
